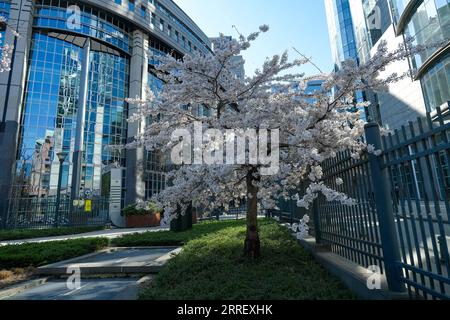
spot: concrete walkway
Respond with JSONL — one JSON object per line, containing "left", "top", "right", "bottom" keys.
{"left": 1, "top": 246, "right": 181, "bottom": 300}
{"left": 0, "top": 226, "right": 169, "bottom": 246}
{"left": 4, "top": 278, "right": 148, "bottom": 300}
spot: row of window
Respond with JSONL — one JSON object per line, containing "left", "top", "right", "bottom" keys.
{"left": 34, "top": 0, "right": 131, "bottom": 53}
{"left": 401, "top": 0, "right": 450, "bottom": 71}
{"left": 421, "top": 52, "right": 450, "bottom": 112}
{"left": 16, "top": 31, "right": 130, "bottom": 197}
{"left": 113, "top": 0, "right": 209, "bottom": 54}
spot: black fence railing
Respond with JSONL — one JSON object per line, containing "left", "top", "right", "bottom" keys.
{"left": 276, "top": 107, "right": 450, "bottom": 300}
{"left": 1, "top": 196, "right": 110, "bottom": 230}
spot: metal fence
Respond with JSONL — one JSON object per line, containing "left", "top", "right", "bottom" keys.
{"left": 278, "top": 107, "right": 450, "bottom": 300}
{"left": 1, "top": 197, "right": 110, "bottom": 230}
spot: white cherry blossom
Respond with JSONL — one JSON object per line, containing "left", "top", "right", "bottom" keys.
{"left": 124, "top": 26, "right": 433, "bottom": 257}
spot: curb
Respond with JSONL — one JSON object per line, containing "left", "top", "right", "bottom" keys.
{"left": 297, "top": 236, "right": 411, "bottom": 300}
{"left": 0, "top": 277, "right": 51, "bottom": 300}
{"left": 111, "top": 275, "right": 154, "bottom": 300}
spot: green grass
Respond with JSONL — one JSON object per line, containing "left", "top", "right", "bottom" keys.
{"left": 112, "top": 219, "right": 247, "bottom": 247}
{"left": 0, "top": 226, "right": 107, "bottom": 242}
{"left": 139, "top": 219, "right": 356, "bottom": 300}
{"left": 0, "top": 238, "right": 109, "bottom": 269}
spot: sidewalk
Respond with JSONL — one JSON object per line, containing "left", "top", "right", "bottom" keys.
{"left": 0, "top": 226, "right": 169, "bottom": 247}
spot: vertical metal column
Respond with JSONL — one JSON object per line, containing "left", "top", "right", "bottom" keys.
{"left": 365, "top": 123, "right": 405, "bottom": 292}
{"left": 312, "top": 200, "right": 322, "bottom": 245}
{"left": 71, "top": 38, "right": 90, "bottom": 201}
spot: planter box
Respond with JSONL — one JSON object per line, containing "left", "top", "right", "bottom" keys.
{"left": 126, "top": 213, "right": 161, "bottom": 228}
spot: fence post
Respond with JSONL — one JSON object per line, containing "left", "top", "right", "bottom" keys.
{"left": 365, "top": 123, "right": 405, "bottom": 292}
{"left": 312, "top": 199, "right": 322, "bottom": 245}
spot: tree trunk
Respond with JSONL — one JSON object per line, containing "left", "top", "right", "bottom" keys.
{"left": 244, "top": 167, "right": 261, "bottom": 259}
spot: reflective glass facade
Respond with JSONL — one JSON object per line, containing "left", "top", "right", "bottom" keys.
{"left": 0, "top": 0, "right": 10, "bottom": 49}
{"left": 400, "top": 0, "right": 450, "bottom": 71}
{"left": 362, "top": 0, "right": 392, "bottom": 45}
{"left": 16, "top": 32, "right": 83, "bottom": 197}
{"left": 325, "top": 0, "right": 359, "bottom": 70}
{"left": 325, "top": 0, "right": 369, "bottom": 120}
{"left": 392, "top": 0, "right": 450, "bottom": 111}
{"left": 390, "top": 0, "right": 414, "bottom": 21}
{"left": 0, "top": 0, "right": 209, "bottom": 220}
{"left": 34, "top": 0, "right": 131, "bottom": 53}
{"left": 83, "top": 51, "right": 129, "bottom": 194}
{"left": 420, "top": 51, "right": 450, "bottom": 111}
{"left": 15, "top": 30, "right": 130, "bottom": 199}
{"left": 145, "top": 69, "right": 165, "bottom": 199}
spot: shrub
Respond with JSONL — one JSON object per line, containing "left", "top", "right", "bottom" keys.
{"left": 122, "top": 202, "right": 162, "bottom": 217}
{"left": 0, "top": 270, "right": 13, "bottom": 280}
{"left": 139, "top": 220, "right": 355, "bottom": 300}
{"left": 0, "top": 238, "right": 109, "bottom": 269}
{"left": 0, "top": 226, "right": 107, "bottom": 242}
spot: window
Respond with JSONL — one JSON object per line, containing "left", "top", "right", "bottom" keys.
{"left": 128, "top": 0, "right": 135, "bottom": 12}
{"left": 150, "top": 12, "right": 155, "bottom": 26}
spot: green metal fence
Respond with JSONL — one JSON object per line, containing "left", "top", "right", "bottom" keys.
{"left": 2, "top": 197, "right": 110, "bottom": 230}
{"left": 278, "top": 107, "right": 450, "bottom": 300}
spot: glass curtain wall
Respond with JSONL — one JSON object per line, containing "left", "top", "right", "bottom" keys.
{"left": 145, "top": 63, "right": 165, "bottom": 200}
{"left": 14, "top": 32, "right": 83, "bottom": 199}
{"left": 393, "top": 0, "right": 450, "bottom": 111}
{"left": 14, "top": 30, "right": 130, "bottom": 202}
{"left": 83, "top": 50, "right": 129, "bottom": 196}
{"left": 0, "top": 0, "right": 11, "bottom": 49}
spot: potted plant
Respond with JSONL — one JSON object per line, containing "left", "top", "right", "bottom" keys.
{"left": 122, "top": 202, "right": 162, "bottom": 228}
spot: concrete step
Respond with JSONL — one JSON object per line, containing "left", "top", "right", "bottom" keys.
{"left": 37, "top": 247, "right": 181, "bottom": 276}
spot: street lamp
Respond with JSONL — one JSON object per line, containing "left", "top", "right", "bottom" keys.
{"left": 54, "top": 151, "right": 68, "bottom": 228}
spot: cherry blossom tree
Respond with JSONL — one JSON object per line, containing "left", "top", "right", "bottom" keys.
{"left": 125, "top": 25, "right": 436, "bottom": 258}
{"left": 0, "top": 15, "right": 17, "bottom": 73}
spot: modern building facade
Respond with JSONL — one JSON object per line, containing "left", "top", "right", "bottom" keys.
{"left": 325, "top": 0, "right": 450, "bottom": 201}
{"left": 324, "top": 0, "right": 371, "bottom": 120}
{"left": 325, "top": 0, "right": 450, "bottom": 129}
{"left": 390, "top": 0, "right": 450, "bottom": 114}
{"left": 0, "top": 0, "right": 211, "bottom": 224}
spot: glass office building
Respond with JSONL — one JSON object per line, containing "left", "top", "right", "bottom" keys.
{"left": 0, "top": 0, "right": 211, "bottom": 219}
{"left": 326, "top": 0, "right": 450, "bottom": 114}
{"left": 391, "top": 0, "right": 450, "bottom": 113}
{"left": 325, "top": 0, "right": 370, "bottom": 120}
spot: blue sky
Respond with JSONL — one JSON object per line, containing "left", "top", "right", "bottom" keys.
{"left": 174, "top": 0, "right": 333, "bottom": 77}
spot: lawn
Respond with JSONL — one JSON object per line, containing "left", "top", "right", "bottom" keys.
{"left": 0, "top": 226, "right": 107, "bottom": 242}
{"left": 139, "top": 219, "right": 356, "bottom": 300}
{"left": 0, "top": 238, "right": 109, "bottom": 269}
{"left": 112, "top": 219, "right": 246, "bottom": 247}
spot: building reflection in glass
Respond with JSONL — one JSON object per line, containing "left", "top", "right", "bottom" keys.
{"left": 14, "top": 31, "right": 129, "bottom": 202}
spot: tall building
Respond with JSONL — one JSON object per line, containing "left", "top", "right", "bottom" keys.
{"left": 325, "top": 0, "right": 359, "bottom": 71}
{"left": 0, "top": 0, "right": 211, "bottom": 222}
{"left": 325, "top": 0, "right": 450, "bottom": 202}
{"left": 324, "top": 0, "right": 370, "bottom": 120}
{"left": 325, "top": 0, "right": 450, "bottom": 129}
{"left": 390, "top": 0, "right": 450, "bottom": 115}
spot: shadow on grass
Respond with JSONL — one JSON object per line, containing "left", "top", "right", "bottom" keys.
{"left": 139, "top": 220, "right": 356, "bottom": 300}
